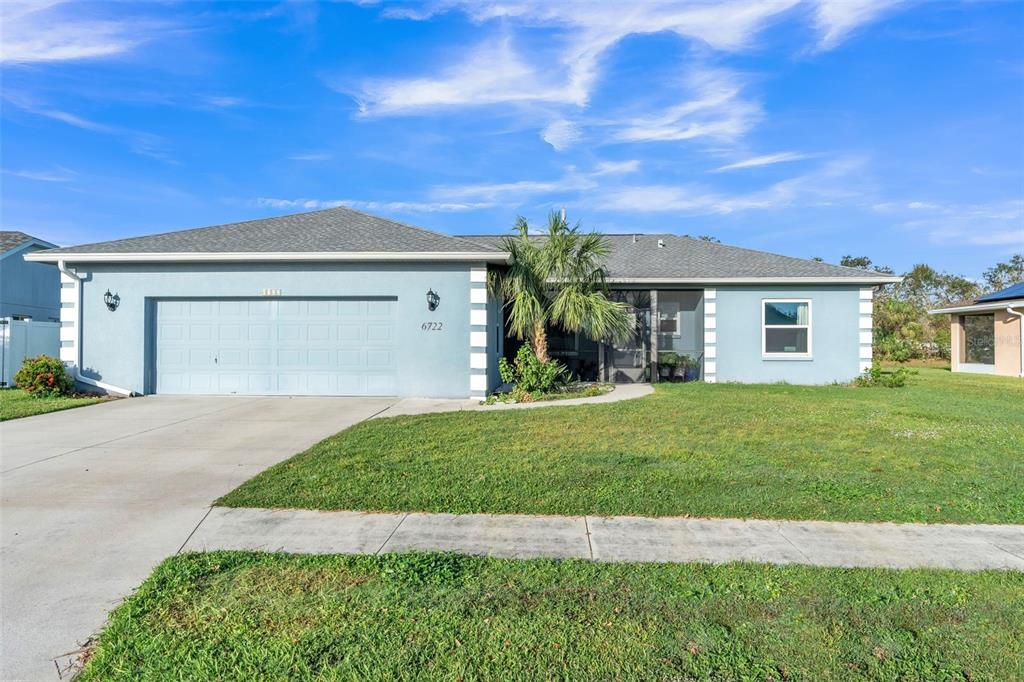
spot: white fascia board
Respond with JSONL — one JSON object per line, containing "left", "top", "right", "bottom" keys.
{"left": 929, "top": 300, "right": 1024, "bottom": 315}
{"left": 25, "top": 251, "right": 510, "bottom": 264}
{"left": 606, "top": 276, "right": 903, "bottom": 285}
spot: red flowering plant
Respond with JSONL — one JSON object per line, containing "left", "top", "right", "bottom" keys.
{"left": 14, "top": 355, "right": 75, "bottom": 397}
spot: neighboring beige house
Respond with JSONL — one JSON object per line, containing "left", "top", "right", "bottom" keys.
{"left": 931, "top": 283, "right": 1024, "bottom": 377}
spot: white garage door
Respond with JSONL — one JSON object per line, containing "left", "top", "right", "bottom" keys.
{"left": 155, "top": 298, "right": 397, "bottom": 395}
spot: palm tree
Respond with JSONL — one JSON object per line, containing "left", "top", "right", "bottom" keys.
{"left": 489, "top": 210, "right": 634, "bottom": 363}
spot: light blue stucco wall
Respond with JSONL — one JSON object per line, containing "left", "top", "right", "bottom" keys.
{"left": 0, "top": 246, "right": 60, "bottom": 321}
{"left": 715, "top": 285, "right": 862, "bottom": 384}
{"left": 72, "top": 261, "right": 495, "bottom": 398}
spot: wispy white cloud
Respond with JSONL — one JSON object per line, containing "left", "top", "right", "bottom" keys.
{"left": 712, "top": 151, "right": 814, "bottom": 172}
{"left": 433, "top": 178, "right": 591, "bottom": 203}
{"left": 431, "top": 159, "right": 639, "bottom": 204}
{"left": 882, "top": 199, "right": 1024, "bottom": 248}
{"left": 4, "top": 94, "right": 173, "bottom": 162}
{"left": 2, "top": 166, "right": 77, "bottom": 182}
{"left": 541, "top": 119, "right": 582, "bottom": 151}
{"left": 812, "top": 0, "right": 903, "bottom": 51}
{"left": 356, "top": 0, "right": 897, "bottom": 121}
{"left": 254, "top": 197, "right": 493, "bottom": 212}
{"left": 201, "top": 95, "right": 248, "bottom": 109}
{"left": 593, "top": 159, "right": 641, "bottom": 175}
{"left": 0, "top": 1, "right": 165, "bottom": 64}
{"left": 611, "top": 68, "right": 761, "bottom": 144}
{"left": 597, "top": 156, "right": 868, "bottom": 213}
{"left": 351, "top": 39, "right": 571, "bottom": 116}
{"left": 356, "top": 2, "right": 798, "bottom": 118}
{"left": 288, "top": 152, "right": 333, "bottom": 161}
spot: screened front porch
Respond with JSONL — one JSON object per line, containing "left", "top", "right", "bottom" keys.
{"left": 543, "top": 288, "right": 706, "bottom": 383}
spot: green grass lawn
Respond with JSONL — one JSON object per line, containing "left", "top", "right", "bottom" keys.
{"left": 79, "top": 551, "right": 1024, "bottom": 681}
{"left": 0, "top": 388, "right": 106, "bottom": 421}
{"left": 220, "top": 367, "right": 1024, "bottom": 524}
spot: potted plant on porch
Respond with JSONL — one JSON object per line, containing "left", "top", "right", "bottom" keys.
{"left": 681, "top": 354, "right": 701, "bottom": 382}
{"left": 658, "top": 352, "right": 681, "bottom": 381}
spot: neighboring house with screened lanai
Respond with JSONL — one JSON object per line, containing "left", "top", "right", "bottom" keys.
{"left": 24, "top": 207, "right": 899, "bottom": 398}
{"left": 931, "top": 283, "right": 1024, "bottom": 378}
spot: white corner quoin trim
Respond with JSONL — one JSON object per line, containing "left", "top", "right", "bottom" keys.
{"left": 469, "top": 266, "right": 489, "bottom": 398}
{"left": 703, "top": 288, "right": 717, "bottom": 383}
{"left": 55, "top": 260, "right": 133, "bottom": 396}
{"left": 859, "top": 287, "right": 874, "bottom": 372}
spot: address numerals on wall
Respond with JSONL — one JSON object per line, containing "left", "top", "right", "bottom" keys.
{"left": 421, "top": 322, "right": 444, "bottom": 331}
{"left": 259, "top": 288, "right": 282, "bottom": 297}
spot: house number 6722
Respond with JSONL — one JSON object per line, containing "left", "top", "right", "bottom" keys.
{"left": 421, "top": 322, "right": 443, "bottom": 331}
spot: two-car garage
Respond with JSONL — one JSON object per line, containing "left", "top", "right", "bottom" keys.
{"left": 29, "top": 206, "right": 503, "bottom": 398}
{"left": 154, "top": 298, "right": 397, "bottom": 396}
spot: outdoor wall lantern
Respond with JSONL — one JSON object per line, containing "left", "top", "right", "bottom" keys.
{"left": 426, "top": 288, "right": 440, "bottom": 311}
{"left": 104, "top": 289, "right": 120, "bottom": 312}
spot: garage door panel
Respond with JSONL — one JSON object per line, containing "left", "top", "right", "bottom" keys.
{"left": 248, "top": 325, "right": 271, "bottom": 341}
{"left": 307, "top": 349, "right": 331, "bottom": 366}
{"left": 190, "top": 325, "right": 214, "bottom": 341}
{"left": 218, "top": 300, "right": 244, "bottom": 316}
{"left": 308, "top": 324, "right": 330, "bottom": 341}
{"left": 219, "top": 324, "right": 243, "bottom": 340}
{"left": 160, "top": 324, "right": 185, "bottom": 341}
{"left": 366, "top": 349, "right": 393, "bottom": 367}
{"left": 367, "top": 324, "right": 392, "bottom": 342}
{"left": 245, "top": 300, "right": 269, "bottom": 315}
{"left": 338, "top": 349, "right": 361, "bottom": 366}
{"left": 367, "top": 300, "right": 394, "bottom": 317}
{"left": 308, "top": 301, "right": 331, "bottom": 316}
{"left": 219, "top": 349, "right": 243, "bottom": 365}
{"left": 218, "top": 374, "right": 244, "bottom": 393}
{"left": 338, "top": 324, "right": 362, "bottom": 342}
{"left": 155, "top": 298, "right": 396, "bottom": 396}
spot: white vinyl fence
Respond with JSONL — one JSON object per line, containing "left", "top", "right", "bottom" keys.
{"left": 1, "top": 318, "right": 61, "bottom": 388}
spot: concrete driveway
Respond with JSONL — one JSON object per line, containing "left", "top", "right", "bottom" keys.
{"left": 1, "top": 395, "right": 397, "bottom": 681}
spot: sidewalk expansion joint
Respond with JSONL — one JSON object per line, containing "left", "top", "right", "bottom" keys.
{"left": 376, "top": 513, "right": 408, "bottom": 555}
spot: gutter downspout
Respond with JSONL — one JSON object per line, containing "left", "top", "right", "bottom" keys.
{"left": 1007, "top": 305, "right": 1024, "bottom": 378}
{"left": 57, "top": 260, "right": 134, "bottom": 396}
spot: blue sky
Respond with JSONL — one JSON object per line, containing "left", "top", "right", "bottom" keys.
{"left": 1, "top": 0, "right": 1021, "bottom": 278}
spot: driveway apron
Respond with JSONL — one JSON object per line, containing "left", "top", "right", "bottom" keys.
{"left": 0, "top": 395, "right": 396, "bottom": 681}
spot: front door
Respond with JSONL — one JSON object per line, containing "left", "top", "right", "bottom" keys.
{"left": 605, "top": 291, "right": 650, "bottom": 383}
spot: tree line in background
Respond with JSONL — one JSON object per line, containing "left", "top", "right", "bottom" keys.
{"left": 829, "top": 253, "right": 1024, "bottom": 361}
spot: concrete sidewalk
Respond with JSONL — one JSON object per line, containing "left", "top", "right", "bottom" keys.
{"left": 185, "top": 507, "right": 1024, "bottom": 571}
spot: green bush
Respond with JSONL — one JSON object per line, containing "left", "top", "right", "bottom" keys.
{"left": 875, "top": 334, "right": 917, "bottom": 362}
{"left": 14, "top": 355, "right": 75, "bottom": 397}
{"left": 498, "top": 345, "right": 567, "bottom": 396}
{"left": 854, "top": 361, "right": 913, "bottom": 389}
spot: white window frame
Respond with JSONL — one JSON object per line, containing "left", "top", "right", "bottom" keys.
{"left": 658, "top": 308, "right": 682, "bottom": 338}
{"left": 762, "top": 298, "right": 812, "bottom": 359}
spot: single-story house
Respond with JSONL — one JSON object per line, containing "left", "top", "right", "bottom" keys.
{"left": 25, "top": 207, "right": 899, "bottom": 398}
{"left": 1, "top": 231, "right": 60, "bottom": 321}
{"left": 930, "top": 283, "right": 1024, "bottom": 377}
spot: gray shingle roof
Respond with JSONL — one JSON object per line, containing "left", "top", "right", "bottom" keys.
{"left": 0, "top": 231, "right": 36, "bottom": 252}
{"left": 37, "top": 207, "right": 503, "bottom": 255}
{"left": 31, "top": 207, "right": 896, "bottom": 281}
{"left": 461, "top": 233, "right": 895, "bottom": 281}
